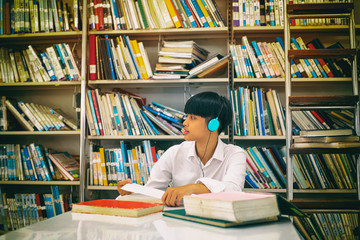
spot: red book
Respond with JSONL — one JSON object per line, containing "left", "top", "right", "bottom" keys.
{"left": 35, "top": 194, "right": 44, "bottom": 220}
{"left": 93, "top": 0, "right": 99, "bottom": 30}
{"left": 150, "top": 146, "right": 157, "bottom": 163}
{"left": 91, "top": 90, "right": 104, "bottom": 135}
{"left": 72, "top": 199, "right": 164, "bottom": 217}
{"left": 170, "top": 0, "right": 185, "bottom": 28}
{"left": 307, "top": 42, "right": 334, "bottom": 77}
{"left": 89, "top": 35, "right": 97, "bottom": 80}
{"left": 246, "top": 159, "right": 268, "bottom": 189}
{"left": 97, "top": 0, "right": 105, "bottom": 30}
{"left": 310, "top": 110, "right": 331, "bottom": 129}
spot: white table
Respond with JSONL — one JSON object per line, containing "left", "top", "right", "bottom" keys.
{"left": 0, "top": 211, "right": 301, "bottom": 240}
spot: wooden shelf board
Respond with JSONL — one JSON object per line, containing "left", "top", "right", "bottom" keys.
{"left": 289, "top": 95, "right": 358, "bottom": 106}
{"left": 88, "top": 135, "right": 184, "bottom": 140}
{"left": 0, "top": 81, "right": 81, "bottom": 89}
{"left": 290, "top": 147, "right": 360, "bottom": 154}
{"left": 0, "top": 131, "right": 80, "bottom": 136}
{"left": 290, "top": 198, "right": 360, "bottom": 210}
{"left": 288, "top": 49, "right": 357, "bottom": 59}
{"left": 291, "top": 77, "right": 353, "bottom": 82}
{"left": 234, "top": 78, "right": 285, "bottom": 83}
{"left": 0, "top": 31, "right": 82, "bottom": 40}
{"left": 0, "top": 181, "right": 80, "bottom": 185}
{"left": 233, "top": 136, "right": 286, "bottom": 140}
{"left": 287, "top": 3, "right": 354, "bottom": 14}
{"left": 87, "top": 185, "right": 117, "bottom": 190}
{"left": 88, "top": 78, "right": 229, "bottom": 87}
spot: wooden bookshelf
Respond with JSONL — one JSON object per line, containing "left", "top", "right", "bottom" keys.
{"left": 0, "top": 131, "right": 80, "bottom": 136}
{"left": 287, "top": 3, "right": 354, "bottom": 15}
{"left": 289, "top": 95, "right": 359, "bottom": 106}
{"left": 288, "top": 49, "right": 357, "bottom": 60}
{"left": 0, "top": 181, "right": 80, "bottom": 186}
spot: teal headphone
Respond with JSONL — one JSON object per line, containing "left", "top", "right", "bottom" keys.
{"left": 207, "top": 102, "right": 224, "bottom": 132}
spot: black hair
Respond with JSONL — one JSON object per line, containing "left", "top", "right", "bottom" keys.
{"left": 184, "top": 91, "right": 232, "bottom": 133}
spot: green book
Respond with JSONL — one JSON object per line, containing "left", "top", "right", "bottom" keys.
{"left": 163, "top": 209, "right": 278, "bottom": 228}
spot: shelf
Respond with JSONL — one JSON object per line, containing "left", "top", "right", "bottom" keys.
{"left": 287, "top": 3, "right": 354, "bottom": 15}
{"left": 0, "top": 31, "right": 83, "bottom": 44}
{"left": 290, "top": 147, "right": 360, "bottom": 154}
{"left": 87, "top": 78, "right": 229, "bottom": 88}
{"left": 0, "top": 181, "right": 80, "bottom": 186}
{"left": 233, "top": 136, "right": 286, "bottom": 140}
{"left": 0, "top": 81, "right": 82, "bottom": 90}
{"left": 88, "top": 135, "right": 229, "bottom": 140}
{"left": 290, "top": 198, "right": 360, "bottom": 211}
{"left": 289, "top": 95, "right": 358, "bottom": 106}
{"left": 87, "top": 185, "right": 117, "bottom": 191}
{"left": 288, "top": 49, "right": 357, "bottom": 60}
{"left": 0, "top": 131, "right": 80, "bottom": 136}
{"left": 88, "top": 27, "right": 228, "bottom": 39}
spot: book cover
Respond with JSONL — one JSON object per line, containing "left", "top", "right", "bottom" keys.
{"left": 72, "top": 199, "right": 163, "bottom": 217}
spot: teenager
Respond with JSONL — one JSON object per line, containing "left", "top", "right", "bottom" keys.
{"left": 117, "top": 91, "right": 247, "bottom": 206}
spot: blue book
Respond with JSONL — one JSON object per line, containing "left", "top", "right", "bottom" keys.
{"left": 20, "top": 149, "right": 30, "bottom": 180}
{"left": 105, "top": 35, "right": 116, "bottom": 80}
{"left": 245, "top": 172, "right": 259, "bottom": 188}
{"left": 242, "top": 45, "right": 254, "bottom": 77}
{"left": 54, "top": 44, "right": 70, "bottom": 80}
{"left": 123, "top": 35, "right": 142, "bottom": 79}
{"left": 251, "top": 41, "right": 270, "bottom": 78}
{"left": 87, "top": 90, "right": 100, "bottom": 135}
{"left": 44, "top": 148, "right": 56, "bottom": 180}
{"left": 110, "top": 0, "right": 121, "bottom": 30}
{"left": 117, "top": 93, "right": 133, "bottom": 135}
{"left": 40, "top": 52, "right": 57, "bottom": 81}
{"left": 201, "top": 0, "right": 217, "bottom": 26}
{"left": 248, "top": 147, "right": 276, "bottom": 188}
{"left": 0, "top": 0, "right": 3, "bottom": 35}
{"left": 143, "top": 106, "right": 179, "bottom": 124}
{"left": 21, "top": 147, "right": 35, "bottom": 181}
{"left": 190, "top": 0, "right": 209, "bottom": 27}
{"left": 140, "top": 109, "right": 159, "bottom": 135}
{"left": 291, "top": 38, "right": 317, "bottom": 77}
{"left": 179, "top": 0, "right": 198, "bottom": 27}
{"left": 261, "top": 148, "right": 286, "bottom": 188}
{"left": 313, "top": 58, "right": 328, "bottom": 77}
{"left": 36, "top": 146, "right": 52, "bottom": 181}
{"left": 120, "top": 141, "right": 129, "bottom": 179}
{"left": 127, "top": 149, "right": 136, "bottom": 183}
{"left": 256, "top": 88, "right": 265, "bottom": 136}
{"left": 114, "top": 149, "right": 125, "bottom": 181}
{"left": 276, "top": 37, "right": 301, "bottom": 78}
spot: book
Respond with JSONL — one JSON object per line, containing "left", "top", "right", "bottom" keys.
{"left": 184, "top": 191, "right": 278, "bottom": 222}
{"left": 71, "top": 199, "right": 163, "bottom": 217}
{"left": 299, "top": 129, "right": 353, "bottom": 137}
{"left": 293, "top": 142, "right": 360, "bottom": 149}
{"left": 48, "top": 152, "right": 80, "bottom": 181}
{"left": 294, "top": 136, "right": 359, "bottom": 143}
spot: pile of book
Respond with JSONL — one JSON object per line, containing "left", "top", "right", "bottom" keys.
{"left": 89, "top": 35, "right": 152, "bottom": 80}
{"left": 185, "top": 53, "right": 229, "bottom": 79}
{"left": 0, "top": 0, "right": 81, "bottom": 35}
{"left": 0, "top": 186, "right": 72, "bottom": 231}
{"left": 153, "top": 40, "right": 209, "bottom": 80}
{"left": 229, "top": 87, "right": 285, "bottom": 136}
{"left": 86, "top": 89, "right": 185, "bottom": 136}
{"left": 0, "top": 143, "right": 80, "bottom": 182}
{"left": 292, "top": 109, "right": 355, "bottom": 133}
{"left": 89, "top": 140, "right": 164, "bottom": 186}
{"left": 2, "top": 97, "right": 77, "bottom": 131}
{"left": 88, "top": 0, "right": 226, "bottom": 31}
{"left": 0, "top": 43, "right": 80, "bottom": 83}
{"left": 233, "top": 0, "right": 284, "bottom": 27}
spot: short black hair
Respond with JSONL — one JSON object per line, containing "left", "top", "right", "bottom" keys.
{"left": 184, "top": 91, "right": 232, "bottom": 133}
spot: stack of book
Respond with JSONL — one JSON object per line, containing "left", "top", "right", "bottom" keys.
{"left": 293, "top": 129, "right": 360, "bottom": 149}
{"left": 229, "top": 87, "right": 286, "bottom": 136}
{"left": 0, "top": 143, "right": 80, "bottom": 182}
{"left": 88, "top": 0, "right": 226, "bottom": 31}
{"left": 86, "top": 89, "right": 185, "bottom": 136}
{"left": 0, "top": 186, "right": 72, "bottom": 231}
{"left": 154, "top": 40, "right": 209, "bottom": 79}
{"left": 185, "top": 53, "right": 229, "bottom": 79}
{"left": 0, "top": 44, "right": 81, "bottom": 83}
{"left": 88, "top": 35, "right": 153, "bottom": 80}
{"left": 0, "top": 0, "right": 81, "bottom": 35}
{"left": 89, "top": 140, "right": 164, "bottom": 186}
{"left": 233, "top": 0, "right": 284, "bottom": 27}
{"left": 3, "top": 97, "right": 77, "bottom": 131}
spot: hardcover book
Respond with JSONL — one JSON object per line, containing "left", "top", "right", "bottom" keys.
{"left": 72, "top": 199, "right": 164, "bottom": 217}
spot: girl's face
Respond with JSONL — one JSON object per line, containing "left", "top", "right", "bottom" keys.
{"left": 182, "top": 114, "right": 209, "bottom": 141}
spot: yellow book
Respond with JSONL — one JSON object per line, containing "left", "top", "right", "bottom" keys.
{"left": 196, "top": 0, "right": 214, "bottom": 27}
{"left": 92, "top": 152, "right": 99, "bottom": 186}
{"left": 164, "top": 0, "right": 182, "bottom": 28}
{"left": 248, "top": 99, "right": 254, "bottom": 136}
{"left": 130, "top": 40, "right": 149, "bottom": 79}
{"left": 120, "top": 0, "right": 130, "bottom": 30}
{"left": 99, "top": 148, "right": 108, "bottom": 186}
{"left": 131, "top": 149, "right": 141, "bottom": 184}
{"left": 334, "top": 154, "right": 352, "bottom": 189}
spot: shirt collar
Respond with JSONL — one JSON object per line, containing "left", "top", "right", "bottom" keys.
{"left": 187, "top": 137, "right": 225, "bottom": 162}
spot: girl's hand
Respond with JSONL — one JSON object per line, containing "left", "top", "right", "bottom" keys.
{"left": 117, "top": 179, "right": 132, "bottom": 196}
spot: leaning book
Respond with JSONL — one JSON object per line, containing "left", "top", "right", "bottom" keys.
{"left": 72, "top": 199, "right": 164, "bottom": 217}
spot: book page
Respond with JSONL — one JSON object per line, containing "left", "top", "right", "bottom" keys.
{"left": 121, "top": 184, "right": 165, "bottom": 199}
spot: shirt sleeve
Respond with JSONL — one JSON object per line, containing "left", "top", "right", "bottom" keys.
{"left": 144, "top": 146, "right": 174, "bottom": 191}
{"left": 195, "top": 150, "right": 247, "bottom": 193}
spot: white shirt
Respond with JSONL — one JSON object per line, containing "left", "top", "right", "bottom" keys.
{"left": 145, "top": 138, "right": 247, "bottom": 193}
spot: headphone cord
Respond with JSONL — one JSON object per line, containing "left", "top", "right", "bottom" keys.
{"left": 199, "top": 132, "right": 211, "bottom": 177}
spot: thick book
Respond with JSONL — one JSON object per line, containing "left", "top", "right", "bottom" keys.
{"left": 299, "top": 129, "right": 353, "bottom": 137}
{"left": 183, "top": 191, "right": 307, "bottom": 223}
{"left": 293, "top": 142, "right": 360, "bottom": 149}
{"left": 72, "top": 199, "right": 163, "bottom": 217}
{"left": 294, "top": 135, "right": 359, "bottom": 143}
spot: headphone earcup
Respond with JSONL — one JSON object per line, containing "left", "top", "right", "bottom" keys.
{"left": 208, "top": 118, "right": 220, "bottom": 132}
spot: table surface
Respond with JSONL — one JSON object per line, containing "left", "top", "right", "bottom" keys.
{"left": 0, "top": 210, "right": 301, "bottom": 240}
